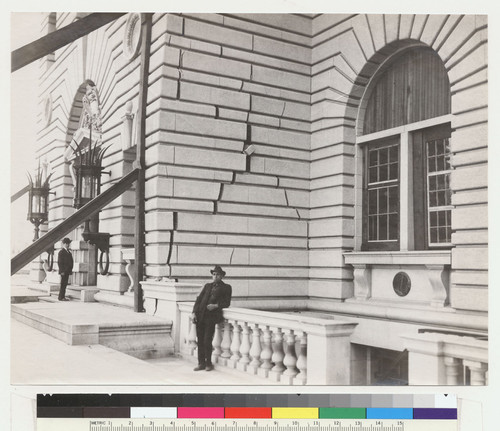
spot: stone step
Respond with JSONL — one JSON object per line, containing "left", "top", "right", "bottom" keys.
{"left": 66, "top": 285, "right": 99, "bottom": 302}
{"left": 94, "top": 291, "right": 134, "bottom": 309}
{"left": 11, "top": 302, "right": 174, "bottom": 360}
{"left": 11, "top": 287, "right": 50, "bottom": 304}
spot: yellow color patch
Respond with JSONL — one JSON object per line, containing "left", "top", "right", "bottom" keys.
{"left": 272, "top": 408, "right": 319, "bottom": 419}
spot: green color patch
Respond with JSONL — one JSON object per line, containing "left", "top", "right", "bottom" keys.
{"left": 319, "top": 408, "right": 366, "bottom": 419}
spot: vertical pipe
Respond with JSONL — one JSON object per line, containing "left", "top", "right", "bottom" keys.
{"left": 134, "top": 13, "right": 153, "bottom": 312}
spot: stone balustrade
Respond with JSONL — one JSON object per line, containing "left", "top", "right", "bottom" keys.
{"left": 178, "top": 302, "right": 357, "bottom": 385}
{"left": 403, "top": 331, "right": 488, "bottom": 385}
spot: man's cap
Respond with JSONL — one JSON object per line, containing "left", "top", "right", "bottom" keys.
{"left": 62, "top": 237, "right": 72, "bottom": 245}
{"left": 210, "top": 265, "right": 226, "bottom": 277}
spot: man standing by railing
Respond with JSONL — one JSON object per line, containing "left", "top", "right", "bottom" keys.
{"left": 192, "top": 266, "right": 232, "bottom": 371}
{"left": 57, "top": 238, "right": 73, "bottom": 301}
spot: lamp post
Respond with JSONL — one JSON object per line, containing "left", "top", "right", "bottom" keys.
{"left": 71, "top": 127, "right": 111, "bottom": 274}
{"left": 26, "top": 163, "right": 51, "bottom": 241}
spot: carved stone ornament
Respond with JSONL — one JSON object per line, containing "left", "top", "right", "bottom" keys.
{"left": 43, "top": 95, "right": 52, "bottom": 127}
{"left": 393, "top": 272, "right": 411, "bottom": 297}
{"left": 123, "top": 13, "right": 142, "bottom": 61}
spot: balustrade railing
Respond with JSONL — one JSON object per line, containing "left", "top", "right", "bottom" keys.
{"left": 403, "top": 331, "right": 488, "bottom": 385}
{"left": 177, "top": 303, "right": 357, "bottom": 385}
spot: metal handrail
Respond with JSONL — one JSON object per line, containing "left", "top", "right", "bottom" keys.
{"left": 11, "top": 168, "right": 139, "bottom": 275}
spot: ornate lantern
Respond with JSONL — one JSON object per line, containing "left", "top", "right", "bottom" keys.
{"left": 72, "top": 129, "right": 108, "bottom": 210}
{"left": 26, "top": 163, "right": 52, "bottom": 241}
{"left": 70, "top": 127, "right": 111, "bottom": 275}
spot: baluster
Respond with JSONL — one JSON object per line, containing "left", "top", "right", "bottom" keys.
{"left": 229, "top": 321, "right": 241, "bottom": 368}
{"left": 463, "top": 360, "right": 488, "bottom": 385}
{"left": 220, "top": 321, "right": 232, "bottom": 365}
{"left": 259, "top": 325, "right": 273, "bottom": 378}
{"left": 188, "top": 316, "right": 197, "bottom": 356}
{"left": 248, "top": 323, "right": 262, "bottom": 375}
{"left": 237, "top": 322, "right": 251, "bottom": 371}
{"left": 444, "top": 357, "right": 463, "bottom": 385}
{"left": 212, "top": 323, "right": 222, "bottom": 363}
{"left": 269, "top": 328, "right": 285, "bottom": 382}
{"left": 295, "top": 331, "right": 307, "bottom": 385}
{"left": 282, "top": 329, "right": 298, "bottom": 384}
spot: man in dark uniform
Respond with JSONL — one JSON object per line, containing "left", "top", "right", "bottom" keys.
{"left": 192, "top": 266, "right": 232, "bottom": 371}
{"left": 57, "top": 237, "right": 74, "bottom": 301}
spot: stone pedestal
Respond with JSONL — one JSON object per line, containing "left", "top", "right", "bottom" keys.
{"left": 403, "top": 334, "right": 447, "bottom": 385}
{"left": 306, "top": 321, "right": 358, "bottom": 385}
{"left": 29, "top": 258, "right": 46, "bottom": 284}
{"left": 141, "top": 279, "right": 201, "bottom": 354}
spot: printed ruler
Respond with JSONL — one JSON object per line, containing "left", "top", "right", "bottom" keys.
{"left": 37, "top": 418, "right": 457, "bottom": 431}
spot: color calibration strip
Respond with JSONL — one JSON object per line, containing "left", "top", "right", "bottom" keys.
{"left": 38, "top": 407, "right": 457, "bottom": 420}
{"left": 37, "top": 394, "right": 457, "bottom": 420}
{"left": 134, "top": 407, "right": 456, "bottom": 420}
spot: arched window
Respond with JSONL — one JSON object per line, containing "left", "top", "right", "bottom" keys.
{"left": 358, "top": 47, "right": 452, "bottom": 251}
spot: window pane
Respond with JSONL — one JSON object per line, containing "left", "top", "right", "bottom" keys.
{"left": 428, "top": 141, "right": 436, "bottom": 156}
{"left": 379, "top": 147, "right": 388, "bottom": 164}
{"left": 369, "top": 216, "right": 377, "bottom": 240}
{"left": 436, "top": 139, "right": 444, "bottom": 155}
{"left": 380, "top": 188, "right": 388, "bottom": 212}
{"left": 366, "top": 142, "right": 399, "bottom": 247}
{"left": 429, "top": 209, "right": 451, "bottom": 244}
{"left": 426, "top": 137, "right": 452, "bottom": 245}
{"left": 390, "top": 146, "right": 399, "bottom": 162}
{"left": 429, "top": 176, "right": 437, "bottom": 191}
{"left": 429, "top": 191, "right": 437, "bottom": 207}
{"left": 438, "top": 227, "right": 448, "bottom": 243}
{"left": 379, "top": 164, "right": 388, "bottom": 182}
{"left": 389, "top": 186, "right": 399, "bottom": 212}
{"left": 437, "top": 155, "right": 445, "bottom": 171}
{"left": 379, "top": 214, "right": 388, "bottom": 239}
{"left": 430, "top": 227, "right": 438, "bottom": 243}
{"left": 389, "top": 162, "right": 398, "bottom": 180}
{"left": 389, "top": 213, "right": 398, "bottom": 240}
{"left": 437, "top": 174, "right": 445, "bottom": 189}
{"left": 438, "top": 210, "right": 447, "bottom": 225}
{"left": 369, "top": 189, "right": 377, "bottom": 213}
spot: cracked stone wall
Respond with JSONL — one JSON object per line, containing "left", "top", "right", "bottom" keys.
{"left": 144, "top": 13, "right": 312, "bottom": 306}
{"left": 38, "top": 13, "right": 487, "bottom": 312}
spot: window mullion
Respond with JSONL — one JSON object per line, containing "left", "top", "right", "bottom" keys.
{"left": 400, "top": 130, "right": 413, "bottom": 251}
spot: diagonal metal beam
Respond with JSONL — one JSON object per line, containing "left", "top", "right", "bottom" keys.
{"left": 12, "top": 13, "right": 126, "bottom": 72}
{"left": 11, "top": 185, "right": 30, "bottom": 203}
{"left": 11, "top": 168, "right": 139, "bottom": 275}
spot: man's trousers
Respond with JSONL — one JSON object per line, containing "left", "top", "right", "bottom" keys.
{"left": 196, "top": 321, "right": 216, "bottom": 366}
{"left": 59, "top": 273, "right": 70, "bottom": 300}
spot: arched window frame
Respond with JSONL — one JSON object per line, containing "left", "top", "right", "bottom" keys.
{"left": 354, "top": 46, "right": 453, "bottom": 252}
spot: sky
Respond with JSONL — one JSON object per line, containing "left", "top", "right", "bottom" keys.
{"left": 10, "top": 13, "right": 43, "bottom": 254}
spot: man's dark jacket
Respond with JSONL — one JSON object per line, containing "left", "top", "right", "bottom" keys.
{"left": 58, "top": 248, "right": 74, "bottom": 275}
{"left": 193, "top": 281, "right": 232, "bottom": 323}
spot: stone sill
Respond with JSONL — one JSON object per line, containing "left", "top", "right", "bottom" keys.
{"left": 344, "top": 250, "right": 451, "bottom": 266}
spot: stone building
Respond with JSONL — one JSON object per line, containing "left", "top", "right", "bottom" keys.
{"left": 31, "top": 12, "right": 487, "bottom": 385}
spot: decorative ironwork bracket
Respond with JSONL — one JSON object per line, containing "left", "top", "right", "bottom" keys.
{"left": 82, "top": 231, "right": 110, "bottom": 275}
{"left": 45, "top": 245, "right": 55, "bottom": 272}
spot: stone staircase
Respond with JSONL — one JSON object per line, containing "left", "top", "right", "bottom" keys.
{"left": 11, "top": 299, "right": 174, "bottom": 360}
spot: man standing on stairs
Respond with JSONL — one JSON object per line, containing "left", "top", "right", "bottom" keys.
{"left": 57, "top": 238, "right": 74, "bottom": 301}
{"left": 192, "top": 266, "right": 232, "bottom": 372}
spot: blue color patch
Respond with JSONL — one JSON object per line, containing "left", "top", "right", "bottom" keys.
{"left": 366, "top": 408, "right": 413, "bottom": 419}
